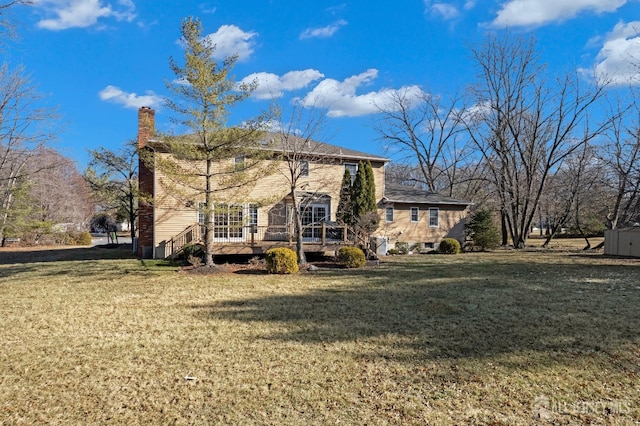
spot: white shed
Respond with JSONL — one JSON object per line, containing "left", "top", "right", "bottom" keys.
{"left": 604, "top": 227, "right": 640, "bottom": 257}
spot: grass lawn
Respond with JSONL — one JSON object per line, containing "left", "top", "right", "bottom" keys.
{"left": 1, "top": 243, "right": 639, "bottom": 424}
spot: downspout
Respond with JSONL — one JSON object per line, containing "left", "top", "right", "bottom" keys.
{"left": 152, "top": 146, "right": 157, "bottom": 259}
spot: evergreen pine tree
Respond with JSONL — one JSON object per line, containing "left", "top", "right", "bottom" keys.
{"left": 466, "top": 209, "right": 500, "bottom": 250}
{"left": 148, "top": 17, "right": 270, "bottom": 266}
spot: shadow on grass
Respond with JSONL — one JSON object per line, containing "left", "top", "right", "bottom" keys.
{"left": 0, "top": 245, "right": 145, "bottom": 279}
{"left": 195, "top": 258, "right": 640, "bottom": 363}
{"left": 0, "top": 244, "right": 136, "bottom": 265}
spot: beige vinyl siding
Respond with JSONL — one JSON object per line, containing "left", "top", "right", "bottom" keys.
{"left": 151, "top": 152, "right": 387, "bottom": 254}
{"left": 376, "top": 204, "right": 468, "bottom": 248}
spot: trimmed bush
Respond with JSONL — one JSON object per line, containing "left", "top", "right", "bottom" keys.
{"left": 439, "top": 238, "right": 461, "bottom": 254}
{"left": 75, "top": 231, "right": 93, "bottom": 246}
{"left": 265, "top": 248, "right": 298, "bottom": 274}
{"left": 337, "top": 246, "right": 366, "bottom": 268}
{"left": 182, "top": 243, "right": 204, "bottom": 262}
{"left": 61, "top": 231, "right": 93, "bottom": 246}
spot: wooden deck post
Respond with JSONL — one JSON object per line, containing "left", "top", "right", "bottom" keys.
{"left": 289, "top": 223, "right": 293, "bottom": 245}
{"left": 322, "top": 223, "right": 326, "bottom": 244}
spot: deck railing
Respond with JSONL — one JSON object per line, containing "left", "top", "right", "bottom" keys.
{"left": 167, "top": 223, "right": 349, "bottom": 258}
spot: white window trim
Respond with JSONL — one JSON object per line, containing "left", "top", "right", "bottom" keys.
{"left": 344, "top": 162, "right": 358, "bottom": 184}
{"left": 429, "top": 207, "right": 439, "bottom": 227}
{"left": 385, "top": 206, "right": 394, "bottom": 223}
{"left": 300, "top": 160, "right": 309, "bottom": 177}
{"left": 410, "top": 207, "right": 419, "bottom": 223}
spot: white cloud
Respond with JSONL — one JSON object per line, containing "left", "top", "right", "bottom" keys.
{"left": 199, "top": 4, "right": 217, "bottom": 14}
{"left": 299, "top": 69, "right": 424, "bottom": 118}
{"left": 587, "top": 21, "right": 640, "bottom": 85}
{"left": 99, "top": 85, "right": 162, "bottom": 109}
{"left": 424, "top": 1, "right": 460, "bottom": 20}
{"left": 35, "top": 0, "right": 136, "bottom": 30}
{"left": 491, "top": 0, "right": 627, "bottom": 28}
{"left": 463, "top": 0, "right": 476, "bottom": 10}
{"left": 240, "top": 69, "right": 325, "bottom": 99}
{"left": 204, "top": 25, "right": 257, "bottom": 61}
{"left": 300, "top": 19, "right": 347, "bottom": 39}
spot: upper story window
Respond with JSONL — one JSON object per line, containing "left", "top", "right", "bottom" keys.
{"left": 234, "top": 156, "right": 245, "bottom": 171}
{"left": 344, "top": 162, "right": 357, "bottom": 184}
{"left": 411, "top": 207, "right": 419, "bottom": 223}
{"left": 300, "top": 160, "right": 309, "bottom": 177}
{"left": 429, "top": 207, "right": 439, "bottom": 227}
{"left": 385, "top": 206, "right": 394, "bottom": 222}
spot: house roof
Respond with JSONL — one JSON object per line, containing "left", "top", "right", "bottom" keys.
{"left": 146, "top": 132, "right": 389, "bottom": 164}
{"left": 382, "top": 183, "right": 472, "bottom": 206}
{"left": 264, "top": 133, "right": 389, "bottom": 163}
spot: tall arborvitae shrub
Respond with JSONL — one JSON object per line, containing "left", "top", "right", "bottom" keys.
{"left": 336, "top": 169, "right": 353, "bottom": 226}
{"left": 364, "top": 161, "right": 377, "bottom": 212}
{"left": 351, "top": 161, "right": 368, "bottom": 220}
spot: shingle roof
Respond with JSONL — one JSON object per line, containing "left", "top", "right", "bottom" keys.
{"left": 148, "top": 132, "right": 389, "bottom": 164}
{"left": 264, "top": 133, "right": 389, "bottom": 163}
{"left": 383, "top": 183, "right": 471, "bottom": 206}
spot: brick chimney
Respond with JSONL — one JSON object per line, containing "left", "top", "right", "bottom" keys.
{"left": 138, "top": 106, "right": 155, "bottom": 148}
{"left": 137, "top": 106, "right": 155, "bottom": 258}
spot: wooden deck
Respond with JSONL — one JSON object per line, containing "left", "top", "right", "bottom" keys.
{"left": 161, "top": 224, "right": 350, "bottom": 258}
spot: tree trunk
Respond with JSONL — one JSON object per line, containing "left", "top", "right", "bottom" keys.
{"left": 204, "top": 158, "right": 214, "bottom": 267}
{"left": 128, "top": 192, "right": 136, "bottom": 241}
{"left": 290, "top": 191, "right": 306, "bottom": 265}
{"left": 500, "top": 208, "right": 508, "bottom": 246}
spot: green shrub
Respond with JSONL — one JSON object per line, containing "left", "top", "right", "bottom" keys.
{"left": 182, "top": 243, "right": 204, "bottom": 261}
{"left": 60, "top": 231, "right": 93, "bottom": 246}
{"left": 395, "top": 241, "right": 409, "bottom": 254}
{"left": 337, "top": 246, "right": 366, "bottom": 268}
{"left": 439, "top": 238, "right": 461, "bottom": 254}
{"left": 386, "top": 248, "right": 400, "bottom": 255}
{"left": 265, "top": 248, "right": 298, "bottom": 274}
{"left": 75, "top": 231, "right": 93, "bottom": 246}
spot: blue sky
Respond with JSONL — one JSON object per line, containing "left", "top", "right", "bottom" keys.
{"left": 6, "top": 0, "right": 640, "bottom": 169}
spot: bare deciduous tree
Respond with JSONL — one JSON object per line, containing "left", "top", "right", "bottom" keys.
{"left": 374, "top": 88, "right": 473, "bottom": 196}
{"left": 0, "top": 64, "right": 60, "bottom": 243}
{"left": 0, "top": 1, "right": 31, "bottom": 47}
{"left": 29, "top": 149, "right": 94, "bottom": 229}
{"left": 86, "top": 140, "right": 142, "bottom": 240}
{"left": 465, "top": 32, "right": 608, "bottom": 248}
{"left": 271, "top": 102, "right": 335, "bottom": 265}
{"left": 538, "top": 142, "right": 603, "bottom": 248}
{"left": 598, "top": 95, "right": 640, "bottom": 230}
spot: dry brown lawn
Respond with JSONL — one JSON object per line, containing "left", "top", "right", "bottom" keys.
{"left": 1, "top": 241, "right": 639, "bottom": 425}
